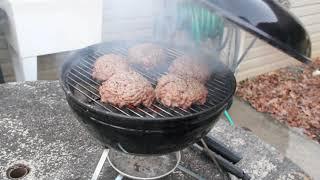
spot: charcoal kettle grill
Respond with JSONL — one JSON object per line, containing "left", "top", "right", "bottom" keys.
{"left": 59, "top": 0, "right": 311, "bottom": 179}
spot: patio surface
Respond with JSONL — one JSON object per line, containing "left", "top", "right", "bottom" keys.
{"left": 228, "top": 98, "right": 320, "bottom": 179}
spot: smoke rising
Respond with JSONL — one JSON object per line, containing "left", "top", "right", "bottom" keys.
{"left": 57, "top": 0, "right": 234, "bottom": 81}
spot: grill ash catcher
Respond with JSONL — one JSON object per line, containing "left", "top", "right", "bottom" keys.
{"left": 59, "top": 0, "right": 311, "bottom": 179}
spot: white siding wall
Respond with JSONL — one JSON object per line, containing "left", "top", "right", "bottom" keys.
{"left": 236, "top": 0, "right": 320, "bottom": 80}
{"left": 102, "top": 0, "right": 160, "bottom": 41}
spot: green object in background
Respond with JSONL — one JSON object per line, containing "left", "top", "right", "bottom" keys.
{"left": 224, "top": 110, "right": 235, "bottom": 126}
{"left": 177, "top": 1, "right": 224, "bottom": 43}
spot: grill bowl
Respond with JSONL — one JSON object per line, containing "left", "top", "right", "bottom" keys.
{"left": 60, "top": 41, "right": 236, "bottom": 155}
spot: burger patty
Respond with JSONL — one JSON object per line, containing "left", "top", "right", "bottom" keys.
{"left": 155, "top": 74, "right": 208, "bottom": 109}
{"left": 99, "top": 71, "right": 155, "bottom": 107}
{"left": 128, "top": 43, "right": 166, "bottom": 69}
{"left": 92, "top": 54, "right": 130, "bottom": 81}
{"left": 168, "top": 55, "right": 210, "bottom": 82}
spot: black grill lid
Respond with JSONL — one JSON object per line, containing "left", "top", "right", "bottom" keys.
{"left": 199, "top": 0, "right": 312, "bottom": 64}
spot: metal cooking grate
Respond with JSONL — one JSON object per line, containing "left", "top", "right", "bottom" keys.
{"left": 65, "top": 43, "right": 235, "bottom": 118}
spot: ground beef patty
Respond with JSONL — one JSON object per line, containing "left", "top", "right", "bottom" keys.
{"left": 99, "top": 71, "right": 155, "bottom": 107}
{"left": 155, "top": 74, "right": 208, "bottom": 109}
{"left": 128, "top": 43, "right": 166, "bottom": 68}
{"left": 92, "top": 54, "right": 129, "bottom": 81}
{"left": 168, "top": 55, "right": 210, "bottom": 82}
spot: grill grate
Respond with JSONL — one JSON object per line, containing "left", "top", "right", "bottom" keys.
{"left": 65, "top": 43, "right": 235, "bottom": 118}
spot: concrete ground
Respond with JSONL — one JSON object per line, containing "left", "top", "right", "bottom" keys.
{"left": 228, "top": 98, "right": 320, "bottom": 180}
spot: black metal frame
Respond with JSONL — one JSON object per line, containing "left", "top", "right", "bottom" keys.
{"left": 0, "top": 66, "right": 4, "bottom": 83}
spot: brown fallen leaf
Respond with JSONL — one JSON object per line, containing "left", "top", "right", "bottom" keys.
{"left": 237, "top": 58, "right": 320, "bottom": 142}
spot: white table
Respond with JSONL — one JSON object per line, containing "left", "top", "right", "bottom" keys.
{"left": 0, "top": 0, "right": 103, "bottom": 81}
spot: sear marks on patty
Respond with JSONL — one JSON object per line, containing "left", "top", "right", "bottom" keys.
{"left": 128, "top": 43, "right": 166, "bottom": 69}
{"left": 155, "top": 74, "right": 208, "bottom": 109}
{"left": 168, "top": 55, "right": 210, "bottom": 83}
{"left": 92, "top": 54, "right": 130, "bottom": 81}
{"left": 99, "top": 71, "right": 155, "bottom": 108}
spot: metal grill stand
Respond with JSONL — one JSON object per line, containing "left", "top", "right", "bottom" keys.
{"left": 90, "top": 138, "right": 250, "bottom": 180}
{"left": 91, "top": 149, "right": 207, "bottom": 180}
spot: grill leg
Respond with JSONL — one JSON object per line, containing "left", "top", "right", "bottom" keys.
{"left": 0, "top": 66, "right": 4, "bottom": 83}
{"left": 226, "top": 99, "right": 233, "bottom": 110}
{"left": 91, "top": 149, "right": 108, "bottom": 180}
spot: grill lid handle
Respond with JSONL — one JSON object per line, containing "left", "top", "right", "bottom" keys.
{"left": 198, "top": 0, "right": 312, "bottom": 64}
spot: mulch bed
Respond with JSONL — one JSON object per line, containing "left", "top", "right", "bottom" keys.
{"left": 236, "top": 58, "right": 320, "bottom": 142}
